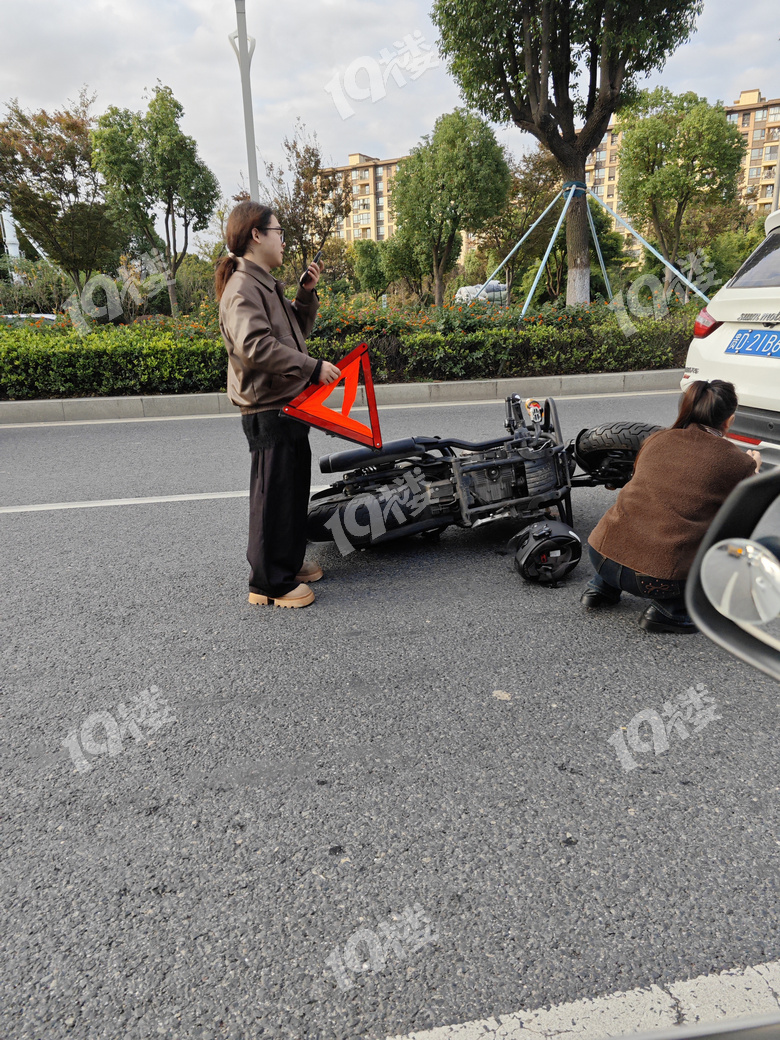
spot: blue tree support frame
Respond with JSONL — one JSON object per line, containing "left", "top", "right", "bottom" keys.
{"left": 470, "top": 180, "right": 711, "bottom": 312}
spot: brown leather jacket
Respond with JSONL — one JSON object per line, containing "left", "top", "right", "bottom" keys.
{"left": 589, "top": 425, "right": 756, "bottom": 579}
{"left": 219, "top": 257, "right": 321, "bottom": 413}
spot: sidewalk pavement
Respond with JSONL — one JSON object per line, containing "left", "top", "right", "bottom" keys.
{"left": 0, "top": 369, "right": 684, "bottom": 424}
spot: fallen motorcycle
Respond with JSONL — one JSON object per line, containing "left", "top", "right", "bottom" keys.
{"left": 307, "top": 394, "right": 659, "bottom": 583}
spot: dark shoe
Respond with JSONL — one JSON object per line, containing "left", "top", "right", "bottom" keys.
{"left": 580, "top": 587, "right": 621, "bottom": 608}
{"left": 638, "top": 603, "right": 696, "bottom": 634}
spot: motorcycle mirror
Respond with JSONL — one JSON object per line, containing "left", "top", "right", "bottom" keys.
{"left": 700, "top": 537, "right": 780, "bottom": 626}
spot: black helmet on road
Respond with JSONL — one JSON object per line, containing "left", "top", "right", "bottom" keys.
{"left": 512, "top": 519, "right": 582, "bottom": 584}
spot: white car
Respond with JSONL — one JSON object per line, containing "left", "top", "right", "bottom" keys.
{"left": 681, "top": 208, "right": 780, "bottom": 467}
{"left": 454, "top": 280, "right": 507, "bottom": 305}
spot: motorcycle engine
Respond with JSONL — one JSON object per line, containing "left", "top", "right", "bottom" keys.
{"left": 467, "top": 453, "right": 522, "bottom": 506}
{"left": 459, "top": 445, "right": 557, "bottom": 508}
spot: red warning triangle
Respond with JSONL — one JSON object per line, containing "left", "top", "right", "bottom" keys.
{"left": 283, "top": 342, "right": 383, "bottom": 449}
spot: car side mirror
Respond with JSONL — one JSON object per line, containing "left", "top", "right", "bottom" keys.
{"left": 687, "top": 468, "right": 780, "bottom": 682}
{"left": 701, "top": 538, "right": 780, "bottom": 625}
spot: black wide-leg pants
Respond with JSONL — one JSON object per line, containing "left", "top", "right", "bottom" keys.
{"left": 247, "top": 432, "right": 312, "bottom": 599}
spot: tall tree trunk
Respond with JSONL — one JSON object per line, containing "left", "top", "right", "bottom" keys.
{"left": 166, "top": 261, "right": 179, "bottom": 317}
{"left": 564, "top": 166, "right": 590, "bottom": 307}
{"left": 433, "top": 262, "right": 445, "bottom": 308}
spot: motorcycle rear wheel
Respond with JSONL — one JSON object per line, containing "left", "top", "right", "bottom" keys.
{"left": 574, "top": 421, "right": 661, "bottom": 485}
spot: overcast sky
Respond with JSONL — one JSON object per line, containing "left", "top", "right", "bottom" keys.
{"left": 1, "top": 0, "right": 778, "bottom": 209}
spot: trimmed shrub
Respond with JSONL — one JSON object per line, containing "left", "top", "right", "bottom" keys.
{"left": 0, "top": 326, "right": 225, "bottom": 399}
{"left": 0, "top": 301, "right": 697, "bottom": 400}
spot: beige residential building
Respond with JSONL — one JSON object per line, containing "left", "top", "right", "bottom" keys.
{"left": 583, "top": 124, "right": 635, "bottom": 252}
{"left": 584, "top": 88, "right": 780, "bottom": 242}
{"left": 726, "top": 89, "right": 780, "bottom": 217}
{"left": 323, "top": 153, "right": 407, "bottom": 243}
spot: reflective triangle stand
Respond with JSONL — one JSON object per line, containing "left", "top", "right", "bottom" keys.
{"left": 283, "top": 341, "right": 383, "bottom": 449}
{"left": 471, "top": 180, "right": 712, "bottom": 312}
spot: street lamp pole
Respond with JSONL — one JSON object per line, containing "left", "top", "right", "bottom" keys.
{"left": 229, "top": 1, "right": 259, "bottom": 201}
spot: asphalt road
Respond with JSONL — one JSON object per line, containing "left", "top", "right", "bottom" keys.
{"left": 2, "top": 392, "right": 779, "bottom": 1040}
{"left": 1, "top": 391, "right": 678, "bottom": 506}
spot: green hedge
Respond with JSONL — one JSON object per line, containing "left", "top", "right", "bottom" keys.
{"left": 0, "top": 308, "right": 694, "bottom": 400}
{"left": 308, "top": 316, "right": 689, "bottom": 383}
{"left": 0, "top": 326, "right": 225, "bottom": 399}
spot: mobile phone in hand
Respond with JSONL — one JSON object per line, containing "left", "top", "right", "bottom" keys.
{"left": 300, "top": 249, "right": 324, "bottom": 288}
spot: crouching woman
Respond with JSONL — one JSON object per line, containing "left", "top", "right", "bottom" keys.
{"left": 581, "top": 380, "right": 761, "bottom": 633}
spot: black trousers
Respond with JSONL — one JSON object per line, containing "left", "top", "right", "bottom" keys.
{"left": 244, "top": 415, "right": 311, "bottom": 598}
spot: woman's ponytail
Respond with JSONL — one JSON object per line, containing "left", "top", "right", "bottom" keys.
{"left": 672, "top": 379, "right": 738, "bottom": 431}
{"left": 215, "top": 254, "right": 238, "bottom": 301}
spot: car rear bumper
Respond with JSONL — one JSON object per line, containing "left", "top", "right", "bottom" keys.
{"left": 728, "top": 405, "right": 780, "bottom": 469}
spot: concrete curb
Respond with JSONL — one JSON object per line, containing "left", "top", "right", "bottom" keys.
{"left": 0, "top": 369, "right": 685, "bottom": 424}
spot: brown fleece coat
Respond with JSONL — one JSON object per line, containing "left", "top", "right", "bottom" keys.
{"left": 219, "top": 257, "right": 320, "bottom": 413}
{"left": 588, "top": 425, "right": 756, "bottom": 580}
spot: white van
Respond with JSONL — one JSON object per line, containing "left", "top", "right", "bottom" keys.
{"left": 681, "top": 208, "right": 780, "bottom": 467}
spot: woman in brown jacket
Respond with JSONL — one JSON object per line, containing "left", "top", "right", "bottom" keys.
{"left": 215, "top": 202, "right": 340, "bottom": 609}
{"left": 582, "top": 380, "right": 760, "bottom": 633}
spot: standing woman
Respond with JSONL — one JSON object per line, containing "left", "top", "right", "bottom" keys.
{"left": 215, "top": 201, "right": 340, "bottom": 608}
{"left": 582, "top": 380, "right": 760, "bottom": 633}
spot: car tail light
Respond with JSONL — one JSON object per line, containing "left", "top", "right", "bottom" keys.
{"left": 728, "top": 432, "right": 762, "bottom": 445}
{"left": 693, "top": 308, "right": 723, "bottom": 338}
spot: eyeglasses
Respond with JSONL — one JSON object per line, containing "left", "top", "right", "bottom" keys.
{"left": 264, "top": 226, "right": 285, "bottom": 242}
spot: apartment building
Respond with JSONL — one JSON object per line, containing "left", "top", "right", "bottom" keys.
{"left": 726, "top": 89, "right": 780, "bottom": 217}
{"left": 583, "top": 125, "right": 635, "bottom": 252}
{"left": 584, "top": 88, "right": 780, "bottom": 241}
{"left": 324, "top": 153, "right": 407, "bottom": 243}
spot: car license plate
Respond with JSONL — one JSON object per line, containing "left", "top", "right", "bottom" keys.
{"left": 724, "top": 328, "right": 780, "bottom": 357}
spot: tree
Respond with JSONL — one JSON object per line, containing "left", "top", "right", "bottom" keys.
{"left": 391, "top": 109, "right": 511, "bottom": 307}
{"left": 706, "top": 220, "right": 766, "bottom": 288}
{"left": 471, "top": 146, "right": 561, "bottom": 303}
{"left": 380, "top": 227, "right": 439, "bottom": 306}
{"left": 0, "top": 89, "right": 128, "bottom": 293}
{"left": 318, "top": 238, "right": 355, "bottom": 295}
{"left": 193, "top": 195, "right": 233, "bottom": 265}
{"left": 616, "top": 89, "right": 746, "bottom": 288}
{"left": 261, "top": 120, "right": 351, "bottom": 282}
{"left": 676, "top": 194, "right": 756, "bottom": 266}
{"left": 92, "top": 83, "right": 220, "bottom": 315}
{"left": 350, "top": 239, "right": 388, "bottom": 299}
{"left": 431, "top": 0, "right": 704, "bottom": 306}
